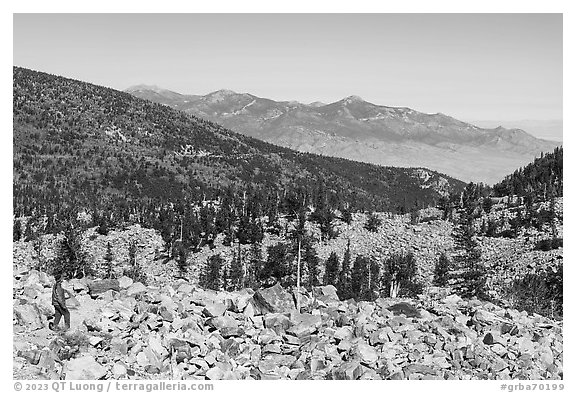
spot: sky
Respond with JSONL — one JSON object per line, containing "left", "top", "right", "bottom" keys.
{"left": 13, "top": 13, "right": 562, "bottom": 123}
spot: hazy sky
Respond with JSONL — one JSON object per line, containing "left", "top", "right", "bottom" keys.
{"left": 13, "top": 13, "right": 562, "bottom": 121}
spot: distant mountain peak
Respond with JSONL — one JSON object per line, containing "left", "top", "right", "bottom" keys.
{"left": 341, "top": 95, "right": 364, "bottom": 104}
{"left": 125, "top": 84, "right": 167, "bottom": 93}
{"left": 211, "top": 89, "right": 238, "bottom": 96}
{"left": 203, "top": 89, "right": 242, "bottom": 103}
{"left": 123, "top": 82, "right": 560, "bottom": 184}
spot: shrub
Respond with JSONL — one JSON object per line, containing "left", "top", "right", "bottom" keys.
{"left": 497, "top": 229, "right": 516, "bottom": 239}
{"left": 364, "top": 212, "right": 382, "bottom": 233}
{"left": 507, "top": 266, "right": 562, "bottom": 318}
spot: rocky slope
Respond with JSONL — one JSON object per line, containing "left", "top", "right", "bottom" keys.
{"left": 13, "top": 199, "right": 563, "bottom": 308}
{"left": 13, "top": 197, "right": 563, "bottom": 380}
{"left": 126, "top": 87, "right": 561, "bottom": 184}
{"left": 13, "top": 268, "right": 562, "bottom": 380}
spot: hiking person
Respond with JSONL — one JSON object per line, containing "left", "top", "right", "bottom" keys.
{"left": 49, "top": 272, "right": 70, "bottom": 331}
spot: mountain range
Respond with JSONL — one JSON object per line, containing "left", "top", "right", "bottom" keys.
{"left": 13, "top": 67, "right": 464, "bottom": 222}
{"left": 126, "top": 86, "right": 561, "bottom": 184}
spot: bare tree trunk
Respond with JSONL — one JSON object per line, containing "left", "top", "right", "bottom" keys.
{"left": 390, "top": 277, "right": 400, "bottom": 298}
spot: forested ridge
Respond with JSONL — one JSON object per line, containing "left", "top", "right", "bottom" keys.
{"left": 493, "top": 147, "right": 562, "bottom": 199}
{"left": 13, "top": 66, "right": 463, "bottom": 252}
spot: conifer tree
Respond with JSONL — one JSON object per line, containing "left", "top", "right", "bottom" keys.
{"left": 434, "top": 253, "right": 450, "bottom": 286}
{"left": 104, "top": 242, "right": 114, "bottom": 279}
{"left": 56, "top": 220, "right": 92, "bottom": 279}
{"left": 260, "top": 242, "right": 292, "bottom": 286}
{"left": 350, "top": 255, "right": 369, "bottom": 300}
{"left": 451, "top": 206, "right": 487, "bottom": 299}
{"left": 176, "top": 242, "right": 189, "bottom": 274}
{"left": 24, "top": 218, "right": 35, "bottom": 241}
{"left": 337, "top": 240, "right": 352, "bottom": 300}
{"left": 365, "top": 212, "right": 381, "bottom": 232}
{"left": 303, "top": 239, "right": 320, "bottom": 288}
{"left": 127, "top": 240, "right": 146, "bottom": 283}
{"left": 323, "top": 251, "right": 340, "bottom": 286}
{"left": 13, "top": 219, "right": 22, "bottom": 242}
{"left": 200, "top": 253, "right": 224, "bottom": 290}
{"left": 382, "top": 252, "right": 418, "bottom": 298}
{"left": 246, "top": 243, "right": 263, "bottom": 289}
{"left": 341, "top": 207, "right": 353, "bottom": 225}
{"left": 229, "top": 246, "right": 244, "bottom": 291}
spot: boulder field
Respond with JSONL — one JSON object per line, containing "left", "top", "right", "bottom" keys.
{"left": 13, "top": 268, "right": 562, "bottom": 380}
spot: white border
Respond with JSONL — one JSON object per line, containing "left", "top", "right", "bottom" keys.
{"left": 3, "top": 2, "right": 572, "bottom": 391}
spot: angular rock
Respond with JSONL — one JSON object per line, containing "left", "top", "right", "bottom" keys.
{"left": 207, "top": 316, "right": 239, "bottom": 330}
{"left": 483, "top": 333, "right": 495, "bottom": 345}
{"left": 126, "top": 282, "right": 147, "bottom": 297}
{"left": 87, "top": 279, "right": 120, "bottom": 296}
{"left": 176, "top": 282, "right": 194, "bottom": 294}
{"left": 443, "top": 294, "right": 462, "bottom": 305}
{"left": 262, "top": 353, "right": 296, "bottom": 367}
{"left": 118, "top": 276, "right": 134, "bottom": 289}
{"left": 334, "top": 326, "right": 354, "bottom": 342}
{"left": 203, "top": 302, "right": 227, "bottom": 318}
{"left": 254, "top": 283, "right": 295, "bottom": 314}
{"left": 64, "top": 355, "right": 107, "bottom": 380}
{"left": 13, "top": 303, "right": 44, "bottom": 330}
{"left": 113, "top": 362, "right": 127, "bottom": 378}
{"left": 388, "top": 302, "right": 420, "bottom": 318}
{"left": 220, "top": 338, "right": 241, "bottom": 357}
{"left": 18, "top": 349, "right": 42, "bottom": 365}
{"left": 220, "top": 326, "right": 245, "bottom": 338}
{"left": 264, "top": 313, "right": 291, "bottom": 334}
{"left": 333, "top": 360, "right": 365, "bottom": 380}
{"left": 353, "top": 341, "right": 378, "bottom": 365}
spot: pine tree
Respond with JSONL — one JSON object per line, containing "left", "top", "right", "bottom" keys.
{"left": 236, "top": 215, "right": 251, "bottom": 244}
{"left": 337, "top": 240, "right": 352, "bottom": 299}
{"left": 323, "top": 252, "right": 340, "bottom": 286}
{"left": 303, "top": 239, "right": 320, "bottom": 288}
{"left": 56, "top": 220, "right": 92, "bottom": 279}
{"left": 13, "top": 219, "right": 22, "bottom": 242}
{"left": 350, "top": 255, "right": 369, "bottom": 300}
{"left": 451, "top": 207, "right": 487, "bottom": 299}
{"left": 548, "top": 196, "right": 558, "bottom": 239}
{"left": 485, "top": 219, "right": 498, "bottom": 237}
{"left": 364, "top": 212, "right": 381, "bottom": 232}
{"left": 341, "top": 207, "right": 353, "bottom": 225}
{"left": 24, "top": 218, "right": 35, "bottom": 241}
{"left": 127, "top": 240, "right": 146, "bottom": 283}
{"left": 434, "top": 253, "right": 450, "bottom": 286}
{"left": 482, "top": 197, "right": 493, "bottom": 214}
{"left": 97, "top": 211, "right": 110, "bottom": 235}
{"left": 176, "top": 242, "right": 189, "bottom": 274}
{"left": 260, "top": 243, "right": 293, "bottom": 287}
{"left": 104, "top": 242, "right": 114, "bottom": 279}
{"left": 200, "top": 253, "right": 224, "bottom": 290}
{"left": 246, "top": 243, "right": 263, "bottom": 289}
{"left": 229, "top": 246, "right": 244, "bottom": 291}
{"left": 382, "top": 252, "right": 418, "bottom": 298}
